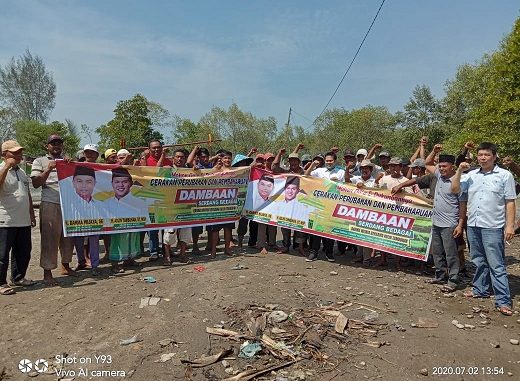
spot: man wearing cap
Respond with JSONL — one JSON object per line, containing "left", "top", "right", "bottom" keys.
{"left": 343, "top": 149, "right": 358, "bottom": 177}
{"left": 31, "top": 134, "right": 76, "bottom": 285}
{"left": 104, "top": 149, "right": 118, "bottom": 164}
{"left": 376, "top": 157, "right": 415, "bottom": 193}
{"left": 451, "top": 142, "right": 515, "bottom": 316}
{"left": 350, "top": 160, "right": 377, "bottom": 188}
{"left": 116, "top": 149, "right": 133, "bottom": 165}
{"left": 410, "top": 158, "right": 426, "bottom": 177}
{"left": 0, "top": 140, "right": 36, "bottom": 295}
{"left": 417, "top": 153, "right": 467, "bottom": 292}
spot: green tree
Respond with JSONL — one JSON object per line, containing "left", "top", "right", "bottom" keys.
{"left": 172, "top": 116, "right": 217, "bottom": 146}
{"left": 442, "top": 18, "right": 520, "bottom": 158}
{"left": 0, "top": 107, "right": 17, "bottom": 141}
{"left": 199, "top": 103, "right": 277, "bottom": 154}
{"left": 311, "top": 106, "right": 397, "bottom": 154}
{"left": 96, "top": 94, "right": 164, "bottom": 150}
{"left": 15, "top": 119, "right": 80, "bottom": 158}
{"left": 394, "top": 85, "right": 447, "bottom": 154}
{"left": 0, "top": 49, "right": 56, "bottom": 122}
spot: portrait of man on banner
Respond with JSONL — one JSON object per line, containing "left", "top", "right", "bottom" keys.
{"left": 264, "top": 176, "right": 314, "bottom": 226}
{"left": 244, "top": 174, "right": 274, "bottom": 211}
{"left": 104, "top": 168, "right": 151, "bottom": 224}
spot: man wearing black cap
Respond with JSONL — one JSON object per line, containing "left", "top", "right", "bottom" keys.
{"left": 421, "top": 154, "right": 467, "bottom": 292}
{"left": 31, "top": 134, "right": 75, "bottom": 285}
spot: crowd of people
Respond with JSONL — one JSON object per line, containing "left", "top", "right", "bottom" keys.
{"left": 0, "top": 134, "right": 517, "bottom": 316}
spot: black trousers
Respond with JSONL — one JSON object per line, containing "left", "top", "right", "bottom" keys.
{"left": 309, "top": 234, "right": 334, "bottom": 255}
{"left": 0, "top": 226, "right": 32, "bottom": 284}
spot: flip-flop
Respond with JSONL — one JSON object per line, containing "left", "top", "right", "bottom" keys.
{"left": 496, "top": 306, "right": 513, "bottom": 316}
{"left": 462, "top": 290, "right": 488, "bottom": 298}
{"left": 441, "top": 285, "right": 456, "bottom": 293}
{"left": 0, "top": 285, "right": 16, "bottom": 295}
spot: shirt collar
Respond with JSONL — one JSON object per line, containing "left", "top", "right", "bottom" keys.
{"left": 478, "top": 164, "right": 499, "bottom": 174}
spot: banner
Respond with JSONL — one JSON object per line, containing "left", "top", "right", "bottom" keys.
{"left": 242, "top": 168, "right": 433, "bottom": 261}
{"left": 56, "top": 161, "right": 250, "bottom": 237}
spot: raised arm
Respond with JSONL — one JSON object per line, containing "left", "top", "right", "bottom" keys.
{"left": 272, "top": 148, "right": 286, "bottom": 173}
{"left": 451, "top": 162, "right": 470, "bottom": 193}
{"left": 425, "top": 144, "right": 442, "bottom": 174}
{"left": 305, "top": 160, "right": 320, "bottom": 176}
{"left": 31, "top": 159, "right": 56, "bottom": 188}
{"left": 366, "top": 143, "right": 383, "bottom": 160}
{"left": 292, "top": 143, "right": 304, "bottom": 154}
{"left": 247, "top": 147, "right": 258, "bottom": 158}
{"left": 187, "top": 145, "right": 200, "bottom": 167}
{"left": 502, "top": 156, "right": 520, "bottom": 178}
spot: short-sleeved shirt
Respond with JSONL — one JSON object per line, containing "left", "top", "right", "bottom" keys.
{"left": 415, "top": 173, "right": 437, "bottom": 198}
{"left": 460, "top": 165, "right": 516, "bottom": 228}
{"left": 30, "top": 154, "right": 61, "bottom": 204}
{"left": 432, "top": 169, "right": 467, "bottom": 227}
{"left": 378, "top": 175, "right": 414, "bottom": 193}
{"left": 146, "top": 156, "right": 173, "bottom": 167}
{"left": 0, "top": 163, "right": 31, "bottom": 227}
{"left": 310, "top": 167, "right": 345, "bottom": 182}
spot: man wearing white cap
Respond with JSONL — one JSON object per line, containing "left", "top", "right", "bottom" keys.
{"left": 0, "top": 140, "right": 36, "bottom": 295}
{"left": 116, "top": 149, "right": 133, "bottom": 165}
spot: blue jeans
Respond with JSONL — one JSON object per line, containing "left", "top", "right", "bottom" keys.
{"left": 148, "top": 230, "right": 159, "bottom": 255}
{"left": 467, "top": 226, "right": 511, "bottom": 308}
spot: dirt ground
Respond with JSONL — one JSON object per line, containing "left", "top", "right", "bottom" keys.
{"left": 1, "top": 210, "right": 520, "bottom": 381}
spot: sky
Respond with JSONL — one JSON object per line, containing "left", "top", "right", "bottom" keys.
{"left": 1, "top": 0, "right": 519, "bottom": 144}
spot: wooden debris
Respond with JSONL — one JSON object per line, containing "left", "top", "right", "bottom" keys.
{"left": 223, "top": 360, "right": 298, "bottom": 381}
{"left": 181, "top": 347, "right": 233, "bottom": 368}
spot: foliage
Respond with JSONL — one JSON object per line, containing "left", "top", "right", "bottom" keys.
{"left": 96, "top": 94, "right": 164, "bottom": 150}
{"left": 15, "top": 119, "right": 80, "bottom": 158}
{"left": 0, "top": 49, "right": 56, "bottom": 122}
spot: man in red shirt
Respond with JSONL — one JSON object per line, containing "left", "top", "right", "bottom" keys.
{"left": 146, "top": 140, "right": 173, "bottom": 167}
{"left": 145, "top": 140, "right": 172, "bottom": 260}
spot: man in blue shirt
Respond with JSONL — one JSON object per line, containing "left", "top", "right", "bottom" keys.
{"left": 451, "top": 142, "right": 516, "bottom": 316}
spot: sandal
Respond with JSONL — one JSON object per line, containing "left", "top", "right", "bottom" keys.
{"left": 441, "top": 285, "right": 456, "bottom": 293}
{"left": 496, "top": 306, "right": 513, "bottom": 316}
{"left": 426, "top": 278, "right": 445, "bottom": 285}
{"left": 163, "top": 258, "right": 172, "bottom": 266}
{"left": 0, "top": 285, "right": 16, "bottom": 295}
{"left": 10, "top": 278, "right": 36, "bottom": 287}
{"left": 462, "top": 289, "right": 488, "bottom": 298}
{"left": 111, "top": 265, "right": 125, "bottom": 274}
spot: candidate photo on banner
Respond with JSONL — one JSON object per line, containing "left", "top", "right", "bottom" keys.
{"left": 243, "top": 173, "right": 274, "bottom": 211}
{"left": 263, "top": 175, "right": 315, "bottom": 227}
{"left": 59, "top": 164, "right": 109, "bottom": 223}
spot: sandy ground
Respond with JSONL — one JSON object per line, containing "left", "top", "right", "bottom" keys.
{"left": 1, "top": 210, "right": 520, "bottom": 381}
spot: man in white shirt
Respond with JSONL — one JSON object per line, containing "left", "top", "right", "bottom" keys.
{"left": 350, "top": 160, "right": 376, "bottom": 188}
{"left": 305, "top": 151, "right": 343, "bottom": 262}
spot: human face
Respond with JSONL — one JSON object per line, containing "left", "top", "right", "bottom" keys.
{"left": 401, "top": 165, "right": 409, "bottom": 177}
{"left": 344, "top": 155, "right": 355, "bottom": 168}
{"left": 266, "top": 157, "right": 274, "bottom": 170}
{"left": 222, "top": 154, "right": 232, "bottom": 168}
{"left": 325, "top": 155, "right": 336, "bottom": 169}
{"left": 285, "top": 184, "right": 299, "bottom": 201}
{"left": 199, "top": 153, "right": 209, "bottom": 165}
{"left": 360, "top": 166, "right": 372, "bottom": 180}
{"left": 389, "top": 164, "right": 402, "bottom": 177}
{"left": 47, "top": 140, "right": 63, "bottom": 157}
{"left": 477, "top": 149, "right": 496, "bottom": 171}
{"left": 73, "top": 175, "right": 95, "bottom": 201}
{"left": 174, "top": 152, "right": 186, "bottom": 167}
{"left": 105, "top": 154, "right": 117, "bottom": 164}
{"left": 112, "top": 177, "right": 132, "bottom": 199}
{"left": 3, "top": 148, "right": 23, "bottom": 165}
{"left": 83, "top": 149, "right": 99, "bottom": 163}
{"left": 288, "top": 158, "right": 300, "bottom": 171}
{"left": 117, "top": 154, "right": 131, "bottom": 165}
{"left": 149, "top": 142, "right": 163, "bottom": 159}
{"left": 357, "top": 154, "right": 365, "bottom": 163}
{"left": 379, "top": 156, "right": 390, "bottom": 167}
{"left": 438, "top": 162, "right": 454, "bottom": 178}
{"left": 257, "top": 179, "right": 273, "bottom": 200}
{"left": 412, "top": 167, "right": 424, "bottom": 176}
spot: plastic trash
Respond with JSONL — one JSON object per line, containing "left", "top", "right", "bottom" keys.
{"left": 239, "top": 341, "right": 262, "bottom": 358}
